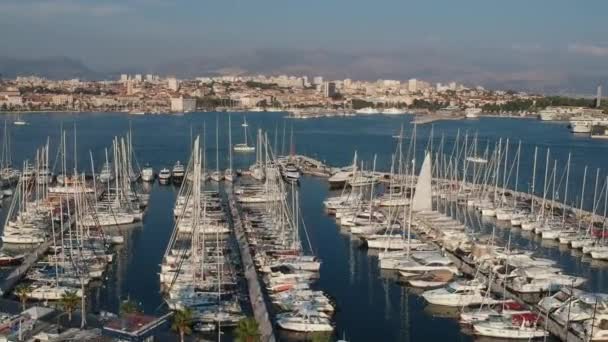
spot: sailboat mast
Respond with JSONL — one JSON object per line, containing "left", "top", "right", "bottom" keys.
{"left": 530, "top": 146, "right": 538, "bottom": 214}
{"left": 216, "top": 116, "right": 219, "bottom": 174}
{"left": 563, "top": 153, "right": 571, "bottom": 225}
{"left": 73, "top": 123, "right": 77, "bottom": 174}
{"left": 228, "top": 114, "right": 233, "bottom": 171}
{"left": 578, "top": 166, "right": 588, "bottom": 231}
{"left": 243, "top": 117, "right": 248, "bottom": 146}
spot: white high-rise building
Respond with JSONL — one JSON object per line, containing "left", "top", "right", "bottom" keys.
{"left": 120, "top": 74, "right": 129, "bottom": 83}
{"left": 408, "top": 78, "right": 417, "bottom": 92}
{"left": 449, "top": 82, "right": 457, "bottom": 90}
{"left": 597, "top": 85, "right": 602, "bottom": 108}
{"left": 313, "top": 76, "right": 324, "bottom": 86}
{"left": 324, "top": 81, "right": 336, "bottom": 98}
{"left": 134, "top": 74, "right": 143, "bottom": 82}
{"left": 167, "top": 77, "right": 179, "bottom": 91}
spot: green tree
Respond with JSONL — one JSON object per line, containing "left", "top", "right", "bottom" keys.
{"left": 119, "top": 299, "right": 140, "bottom": 316}
{"left": 15, "top": 284, "right": 32, "bottom": 311}
{"left": 235, "top": 317, "right": 261, "bottom": 342}
{"left": 60, "top": 291, "right": 80, "bottom": 321}
{"left": 171, "top": 308, "right": 193, "bottom": 342}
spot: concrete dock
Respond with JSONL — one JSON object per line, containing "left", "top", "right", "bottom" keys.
{"left": 227, "top": 189, "right": 275, "bottom": 342}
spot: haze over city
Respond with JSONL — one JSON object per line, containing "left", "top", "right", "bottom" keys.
{"left": 1, "top": 0, "right": 607, "bottom": 93}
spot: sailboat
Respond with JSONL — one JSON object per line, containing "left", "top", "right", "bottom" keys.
{"left": 13, "top": 113, "right": 27, "bottom": 126}
{"left": 233, "top": 117, "right": 255, "bottom": 153}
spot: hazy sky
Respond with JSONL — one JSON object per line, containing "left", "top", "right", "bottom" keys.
{"left": 1, "top": 0, "right": 607, "bottom": 91}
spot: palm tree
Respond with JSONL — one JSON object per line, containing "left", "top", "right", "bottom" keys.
{"left": 119, "top": 299, "right": 140, "bottom": 316}
{"left": 171, "top": 308, "right": 193, "bottom": 342}
{"left": 60, "top": 291, "right": 80, "bottom": 321}
{"left": 235, "top": 317, "right": 260, "bottom": 342}
{"left": 15, "top": 284, "right": 32, "bottom": 311}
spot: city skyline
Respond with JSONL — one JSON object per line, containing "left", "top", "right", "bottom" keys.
{"left": 1, "top": 0, "right": 607, "bottom": 93}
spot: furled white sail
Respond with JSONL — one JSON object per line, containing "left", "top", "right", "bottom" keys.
{"left": 412, "top": 152, "right": 432, "bottom": 212}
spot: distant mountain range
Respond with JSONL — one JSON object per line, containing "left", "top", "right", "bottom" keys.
{"left": 0, "top": 56, "right": 100, "bottom": 80}
{"left": 0, "top": 53, "right": 604, "bottom": 96}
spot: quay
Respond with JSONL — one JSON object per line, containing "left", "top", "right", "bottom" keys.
{"left": 226, "top": 189, "right": 276, "bottom": 342}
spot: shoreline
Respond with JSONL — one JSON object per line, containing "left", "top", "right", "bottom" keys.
{"left": 0, "top": 109, "right": 540, "bottom": 121}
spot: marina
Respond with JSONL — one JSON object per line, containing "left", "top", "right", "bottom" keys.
{"left": 0, "top": 112, "right": 605, "bottom": 341}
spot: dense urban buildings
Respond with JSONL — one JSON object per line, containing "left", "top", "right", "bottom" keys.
{"left": 0, "top": 74, "right": 605, "bottom": 117}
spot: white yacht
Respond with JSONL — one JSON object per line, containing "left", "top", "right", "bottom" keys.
{"left": 172, "top": 161, "right": 185, "bottom": 182}
{"left": 281, "top": 163, "right": 300, "bottom": 182}
{"left": 276, "top": 308, "right": 333, "bottom": 332}
{"left": 158, "top": 167, "right": 171, "bottom": 183}
{"left": 141, "top": 165, "right": 155, "bottom": 182}
{"left": 422, "top": 280, "right": 491, "bottom": 307}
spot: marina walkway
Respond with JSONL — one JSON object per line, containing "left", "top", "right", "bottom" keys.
{"left": 226, "top": 190, "right": 276, "bottom": 342}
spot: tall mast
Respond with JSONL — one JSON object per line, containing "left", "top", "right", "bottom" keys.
{"left": 215, "top": 115, "right": 219, "bottom": 174}
{"left": 73, "top": 122, "right": 77, "bottom": 175}
{"left": 243, "top": 117, "right": 248, "bottom": 146}
{"left": 530, "top": 146, "right": 538, "bottom": 214}
{"left": 540, "top": 148, "right": 550, "bottom": 218}
{"left": 563, "top": 153, "right": 571, "bottom": 225}
{"left": 578, "top": 166, "right": 588, "bottom": 231}
{"left": 228, "top": 114, "right": 233, "bottom": 171}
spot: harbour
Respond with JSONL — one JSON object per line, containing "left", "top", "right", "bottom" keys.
{"left": 0, "top": 112, "right": 604, "bottom": 341}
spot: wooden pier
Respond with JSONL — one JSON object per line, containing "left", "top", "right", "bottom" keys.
{"left": 226, "top": 190, "right": 276, "bottom": 342}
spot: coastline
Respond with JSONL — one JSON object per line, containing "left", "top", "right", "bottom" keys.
{"left": 0, "top": 109, "right": 540, "bottom": 122}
